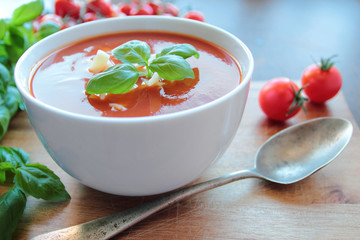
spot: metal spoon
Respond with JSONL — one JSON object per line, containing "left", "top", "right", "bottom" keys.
{"left": 32, "top": 117, "right": 353, "bottom": 240}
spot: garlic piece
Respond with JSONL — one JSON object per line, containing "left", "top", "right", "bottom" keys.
{"left": 109, "top": 103, "right": 127, "bottom": 111}
{"left": 89, "top": 50, "right": 110, "bottom": 73}
{"left": 146, "top": 72, "right": 161, "bottom": 86}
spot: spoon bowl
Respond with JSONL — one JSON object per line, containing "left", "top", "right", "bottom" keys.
{"left": 255, "top": 117, "right": 353, "bottom": 184}
{"left": 32, "top": 117, "right": 353, "bottom": 240}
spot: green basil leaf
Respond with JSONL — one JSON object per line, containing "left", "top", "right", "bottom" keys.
{"left": 18, "top": 22, "right": 36, "bottom": 46}
{"left": 7, "top": 25, "right": 29, "bottom": 50}
{"left": 112, "top": 40, "right": 151, "bottom": 65}
{"left": 86, "top": 63, "right": 140, "bottom": 94}
{"left": 0, "top": 105, "right": 10, "bottom": 140}
{"left": 15, "top": 163, "right": 71, "bottom": 201}
{"left": 0, "top": 170, "right": 5, "bottom": 184}
{"left": 36, "top": 21, "right": 60, "bottom": 40}
{"left": 0, "top": 43, "right": 8, "bottom": 64}
{"left": 0, "top": 63, "right": 10, "bottom": 85}
{"left": 11, "top": 0, "right": 44, "bottom": 26}
{"left": 0, "top": 186, "right": 27, "bottom": 240}
{"left": 0, "top": 20, "right": 7, "bottom": 40}
{"left": 0, "top": 81, "right": 6, "bottom": 96}
{"left": 0, "top": 162, "right": 15, "bottom": 184}
{"left": 0, "top": 162, "right": 15, "bottom": 171}
{"left": 156, "top": 43, "right": 200, "bottom": 59}
{"left": 5, "top": 86, "right": 23, "bottom": 117}
{"left": 149, "top": 55, "right": 195, "bottom": 81}
{"left": 0, "top": 146, "right": 30, "bottom": 168}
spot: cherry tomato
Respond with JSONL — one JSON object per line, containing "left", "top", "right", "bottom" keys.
{"left": 183, "top": 11, "right": 205, "bottom": 22}
{"left": 301, "top": 56, "right": 342, "bottom": 103}
{"left": 54, "top": 0, "right": 81, "bottom": 19}
{"left": 82, "top": 12, "right": 98, "bottom": 22}
{"left": 34, "top": 14, "right": 63, "bottom": 35}
{"left": 31, "top": 13, "right": 64, "bottom": 34}
{"left": 162, "top": 3, "right": 179, "bottom": 16}
{"left": 86, "top": 0, "right": 117, "bottom": 18}
{"left": 130, "top": 3, "right": 154, "bottom": 15}
{"left": 259, "top": 78, "right": 306, "bottom": 121}
{"left": 148, "top": 2, "right": 161, "bottom": 15}
{"left": 40, "top": 14, "right": 63, "bottom": 26}
{"left": 118, "top": 3, "right": 133, "bottom": 16}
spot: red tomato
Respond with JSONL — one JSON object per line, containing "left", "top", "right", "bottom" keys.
{"left": 86, "top": 0, "right": 117, "bottom": 18}
{"left": 40, "top": 14, "right": 63, "bottom": 26}
{"left": 82, "top": 12, "right": 98, "bottom": 22}
{"left": 259, "top": 78, "right": 306, "bottom": 121}
{"left": 54, "top": 0, "right": 81, "bottom": 19}
{"left": 301, "top": 56, "right": 342, "bottom": 103}
{"left": 33, "top": 14, "right": 63, "bottom": 32}
{"left": 130, "top": 3, "right": 154, "bottom": 15}
{"left": 162, "top": 3, "right": 179, "bottom": 16}
{"left": 183, "top": 11, "right": 205, "bottom": 22}
{"left": 148, "top": 2, "right": 161, "bottom": 15}
{"left": 118, "top": 4, "right": 133, "bottom": 16}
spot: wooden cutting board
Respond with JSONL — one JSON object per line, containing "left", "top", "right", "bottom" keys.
{"left": 1, "top": 81, "right": 360, "bottom": 240}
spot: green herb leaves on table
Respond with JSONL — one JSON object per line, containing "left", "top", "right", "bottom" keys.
{"left": 0, "top": 1, "right": 70, "bottom": 239}
{"left": 0, "top": 146, "right": 71, "bottom": 240}
{"left": 86, "top": 40, "right": 200, "bottom": 95}
{"left": 0, "top": 0, "right": 46, "bottom": 141}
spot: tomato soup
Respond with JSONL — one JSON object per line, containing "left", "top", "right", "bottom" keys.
{"left": 30, "top": 31, "right": 241, "bottom": 117}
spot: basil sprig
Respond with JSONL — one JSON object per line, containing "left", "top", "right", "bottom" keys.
{"left": 0, "top": 2, "right": 69, "bottom": 239}
{"left": 0, "top": 0, "right": 47, "bottom": 141}
{"left": 0, "top": 146, "right": 71, "bottom": 240}
{"left": 86, "top": 40, "right": 200, "bottom": 95}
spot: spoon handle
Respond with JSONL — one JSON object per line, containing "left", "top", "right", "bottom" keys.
{"left": 31, "top": 169, "right": 258, "bottom": 240}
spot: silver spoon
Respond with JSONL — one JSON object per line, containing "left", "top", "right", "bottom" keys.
{"left": 32, "top": 117, "right": 353, "bottom": 240}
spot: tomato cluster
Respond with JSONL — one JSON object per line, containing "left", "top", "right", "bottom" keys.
{"left": 32, "top": 0, "right": 205, "bottom": 35}
{"left": 259, "top": 56, "right": 342, "bottom": 121}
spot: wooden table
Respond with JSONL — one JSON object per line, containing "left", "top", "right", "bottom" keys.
{"left": 1, "top": 81, "right": 360, "bottom": 240}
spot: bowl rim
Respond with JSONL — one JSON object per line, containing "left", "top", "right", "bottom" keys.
{"left": 15, "top": 16, "right": 254, "bottom": 123}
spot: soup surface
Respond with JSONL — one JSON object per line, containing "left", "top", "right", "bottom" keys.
{"left": 30, "top": 31, "right": 241, "bottom": 117}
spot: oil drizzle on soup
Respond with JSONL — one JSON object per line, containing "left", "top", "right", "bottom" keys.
{"left": 30, "top": 31, "right": 241, "bottom": 117}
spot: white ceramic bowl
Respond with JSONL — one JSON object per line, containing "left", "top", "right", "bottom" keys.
{"left": 15, "top": 16, "right": 253, "bottom": 196}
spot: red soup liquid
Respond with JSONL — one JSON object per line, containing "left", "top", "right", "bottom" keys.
{"left": 30, "top": 31, "right": 241, "bottom": 117}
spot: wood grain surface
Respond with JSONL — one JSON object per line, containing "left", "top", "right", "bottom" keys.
{"left": 1, "top": 81, "right": 360, "bottom": 240}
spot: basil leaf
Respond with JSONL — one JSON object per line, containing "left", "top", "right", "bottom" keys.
{"left": 11, "top": 0, "right": 44, "bottom": 26}
{"left": 0, "top": 162, "right": 15, "bottom": 171}
{"left": 36, "top": 21, "right": 60, "bottom": 40}
{"left": 156, "top": 44, "right": 200, "bottom": 59}
{"left": 0, "top": 170, "right": 4, "bottom": 184}
{"left": 0, "top": 162, "right": 15, "bottom": 184}
{"left": 0, "top": 43, "right": 9, "bottom": 65}
{"left": 0, "top": 105, "right": 10, "bottom": 140}
{"left": 0, "top": 66, "right": 7, "bottom": 95}
{"left": 149, "top": 55, "right": 195, "bottom": 81}
{"left": 19, "top": 22, "right": 36, "bottom": 46}
{"left": 0, "top": 146, "right": 30, "bottom": 168}
{"left": 8, "top": 25, "right": 30, "bottom": 50}
{"left": 15, "top": 163, "right": 71, "bottom": 201}
{"left": 86, "top": 63, "right": 140, "bottom": 94}
{"left": 0, "top": 20, "right": 7, "bottom": 40}
{"left": 5, "top": 86, "right": 23, "bottom": 117}
{"left": 112, "top": 40, "right": 151, "bottom": 65}
{"left": 0, "top": 63, "right": 10, "bottom": 85}
{"left": 4, "top": 44, "right": 24, "bottom": 67}
{"left": 0, "top": 186, "right": 27, "bottom": 240}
